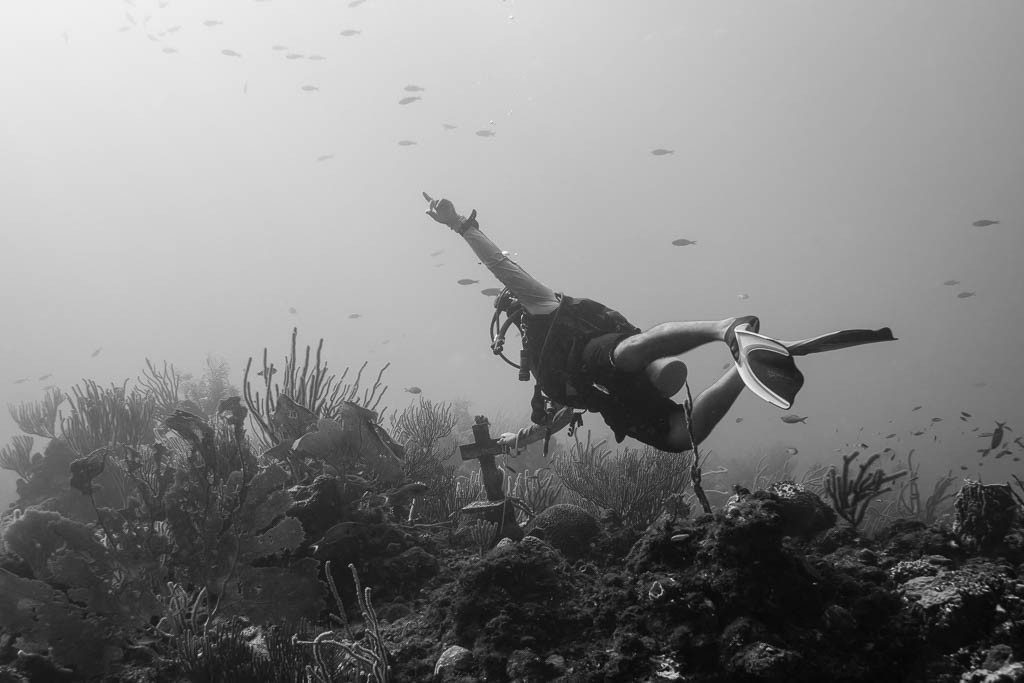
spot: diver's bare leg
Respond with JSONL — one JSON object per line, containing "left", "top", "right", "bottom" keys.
{"left": 613, "top": 320, "right": 740, "bottom": 373}
{"left": 662, "top": 367, "right": 746, "bottom": 451}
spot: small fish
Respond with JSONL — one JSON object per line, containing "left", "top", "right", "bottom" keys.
{"left": 286, "top": 53, "right": 305, "bottom": 60}
{"left": 308, "top": 54, "right": 326, "bottom": 61}
{"left": 158, "top": 0, "right": 168, "bottom": 7}
{"left": 785, "top": 447, "right": 798, "bottom": 455}
{"left": 257, "top": 367, "right": 278, "bottom": 378}
{"left": 398, "top": 96, "right": 421, "bottom": 105}
{"left": 13, "top": 378, "right": 28, "bottom": 384}
{"left": 912, "top": 431, "right": 925, "bottom": 436}
{"left": 995, "top": 449, "right": 1012, "bottom": 459}
{"left": 289, "top": 307, "right": 298, "bottom": 315}
{"left": 339, "top": 29, "right": 362, "bottom": 37}
{"left": 272, "top": 45, "right": 288, "bottom": 51}
{"left": 243, "top": 82, "right": 248, "bottom": 94}
{"left": 221, "top": 49, "right": 242, "bottom": 57}
{"left": 942, "top": 280, "right": 960, "bottom": 286}
{"left": 203, "top": 20, "right": 223, "bottom": 27}
{"left": 961, "top": 411, "right": 972, "bottom": 418}
{"left": 781, "top": 414, "right": 807, "bottom": 424}
{"left": 671, "top": 238, "right": 697, "bottom": 246}
{"left": 429, "top": 249, "right": 444, "bottom": 257}
{"left": 301, "top": 85, "right": 319, "bottom": 92}
{"left": 162, "top": 46, "right": 178, "bottom": 54}
{"left": 912, "top": 406, "right": 922, "bottom": 411}
{"left": 737, "top": 293, "right": 750, "bottom": 301}
{"left": 349, "top": 0, "right": 366, "bottom": 6}
{"left": 972, "top": 219, "right": 999, "bottom": 227}
{"left": 457, "top": 278, "right": 479, "bottom": 285}
{"left": 858, "top": 443, "right": 869, "bottom": 449}
{"left": 404, "top": 386, "right": 422, "bottom": 394}
{"left": 481, "top": 288, "right": 501, "bottom": 296}
{"left": 991, "top": 421, "right": 1008, "bottom": 450}
{"left": 397, "top": 140, "right": 417, "bottom": 146}
{"left": 404, "top": 85, "right": 425, "bottom": 92}
{"left": 442, "top": 123, "right": 457, "bottom": 130}
{"left": 91, "top": 347, "right": 103, "bottom": 358}
{"left": 348, "top": 313, "right": 361, "bottom": 319}
{"left": 885, "top": 433, "right": 897, "bottom": 439}
{"left": 957, "top": 291, "right": 976, "bottom": 299}
{"left": 650, "top": 148, "right": 674, "bottom": 156}
{"left": 931, "top": 417, "right": 943, "bottom": 423}
{"left": 475, "top": 130, "right": 496, "bottom": 137}
{"left": 167, "top": 25, "right": 182, "bottom": 33}
{"left": 38, "top": 374, "right": 52, "bottom": 380}
{"left": 316, "top": 154, "right": 334, "bottom": 162}
{"left": 978, "top": 448, "right": 990, "bottom": 456}
{"left": 960, "top": 465, "right": 968, "bottom": 471}
{"left": 735, "top": 417, "right": 743, "bottom": 423}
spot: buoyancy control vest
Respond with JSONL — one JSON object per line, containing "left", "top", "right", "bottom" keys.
{"left": 523, "top": 294, "right": 640, "bottom": 411}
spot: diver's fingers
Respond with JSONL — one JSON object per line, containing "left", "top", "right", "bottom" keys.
{"left": 422, "top": 191, "right": 433, "bottom": 203}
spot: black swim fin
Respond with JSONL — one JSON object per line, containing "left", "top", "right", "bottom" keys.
{"left": 782, "top": 327, "right": 896, "bottom": 357}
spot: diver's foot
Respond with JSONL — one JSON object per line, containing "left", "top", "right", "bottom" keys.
{"left": 724, "top": 316, "right": 761, "bottom": 361}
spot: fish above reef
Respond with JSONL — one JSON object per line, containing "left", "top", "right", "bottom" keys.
{"left": 38, "top": 374, "right": 52, "bottom": 380}
{"left": 348, "top": 313, "right": 361, "bottom": 319}
{"left": 203, "top": 20, "right": 223, "bottom": 27}
{"left": 442, "top": 123, "right": 457, "bottom": 130}
{"left": 912, "top": 406, "right": 922, "bottom": 411}
{"left": 735, "top": 417, "right": 743, "bottom": 423}
{"left": 308, "top": 54, "right": 326, "bottom": 61}
{"left": 398, "top": 96, "right": 421, "bottom": 105}
{"left": 650, "top": 148, "right": 674, "bottom": 156}
{"left": 13, "top": 378, "right": 28, "bottom": 384}
{"left": 972, "top": 219, "right": 999, "bottom": 227}
{"left": 931, "top": 417, "right": 943, "bottom": 422}
{"left": 737, "top": 293, "right": 750, "bottom": 300}
{"left": 457, "top": 278, "right": 479, "bottom": 285}
{"left": 404, "top": 84, "right": 425, "bottom": 92}
{"left": 339, "top": 29, "right": 362, "bottom": 36}
{"left": 272, "top": 44, "right": 288, "bottom": 51}
{"left": 957, "top": 291, "right": 976, "bottom": 299}
{"left": 404, "top": 386, "right": 422, "bottom": 394}
{"left": 301, "top": 85, "right": 319, "bottom": 92}
{"left": 349, "top": 0, "right": 366, "bottom": 6}
{"left": 162, "top": 46, "right": 178, "bottom": 54}
{"left": 91, "top": 347, "right": 103, "bottom": 358}
{"left": 991, "top": 421, "right": 1010, "bottom": 450}
{"left": 397, "top": 140, "right": 417, "bottom": 146}
{"left": 256, "top": 366, "right": 277, "bottom": 378}
{"left": 995, "top": 449, "right": 1012, "bottom": 459}
{"left": 961, "top": 411, "right": 972, "bottom": 418}
{"left": 785, "top": 447, "right": 798, "bottom": 455}
{"left": 221, "top": 49, "right": 242, "bottom": 57}
{"left": 316, "top": 154, "right": 334, "bottom": 162}
{"left": 167, "top": 25, "right": 181, "bottom": 33}
{"left": 430, "top": 249, "right": 444, "bottom": 257}
{"left": 780, "top": 414, "right": 807, "bottom": 424}
{"left": 286, "top": 53, "right": 304, "bottom": 59}
{"left": 475, "top": 130, "right": 496, "bottom": 137}
{"left": 943, "top": 280, "right": 960, "bottom": 286}
{"left": 481, "top": 287, "right": 501, "bottom": 296}
{"left": 671, "top": 238, "right": 697, "bottom": 246}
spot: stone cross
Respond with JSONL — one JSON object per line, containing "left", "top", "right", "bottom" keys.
{"left": 458, "top": 415, "right": 523, "bottom": 541}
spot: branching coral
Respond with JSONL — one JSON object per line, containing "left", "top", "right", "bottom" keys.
{"left": 554, "top": 432, "right": 692, "bottom": 529}
{"left": 295, "top": 562, "right": 392, "bottom": 682}
{"left": 243, "top": 327, "right": 390, "bottom": 446}
{"left": 8, "top": 386, "right": 62, "bottom": 438}
{"left": 60, "top": 379, "right": 158, "bottom": 456}
{"left": 0, "top": 435, "right": 35, "bottom": 481}
{"left": 824, "top": 451, "right": 907, "bottom": 528}
{"left": 138, "top": 358, "right": 184, "bottom": 416}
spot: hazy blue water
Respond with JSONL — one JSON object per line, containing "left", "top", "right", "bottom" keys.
{"left": 2, "top": 1, "right": 1023, "bottom": 508}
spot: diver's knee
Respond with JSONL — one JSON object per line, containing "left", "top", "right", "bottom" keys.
{"left": 611, "top": 336, "right": 646, "bottom": 373}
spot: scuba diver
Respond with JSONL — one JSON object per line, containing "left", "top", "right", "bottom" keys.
{"left": 423, "top": 193, "right": 895, "bottom": 455}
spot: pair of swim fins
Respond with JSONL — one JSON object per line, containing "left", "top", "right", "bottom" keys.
{"left": 732, "top": 323, "right": 896, "bottom": 410}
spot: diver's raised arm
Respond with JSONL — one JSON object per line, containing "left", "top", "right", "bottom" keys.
{"left": 495, "top": 405, "right": 576, "bottom": 453}
{"left": 422, "top": 192, "right": 558, "bottom": 315}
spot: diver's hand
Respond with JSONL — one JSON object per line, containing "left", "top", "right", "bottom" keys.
{"left": 497, "top": 432, "right": 521, "bottom": 453}
{"left": 422, "top": 192, "right": 464, "bottom": 230}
